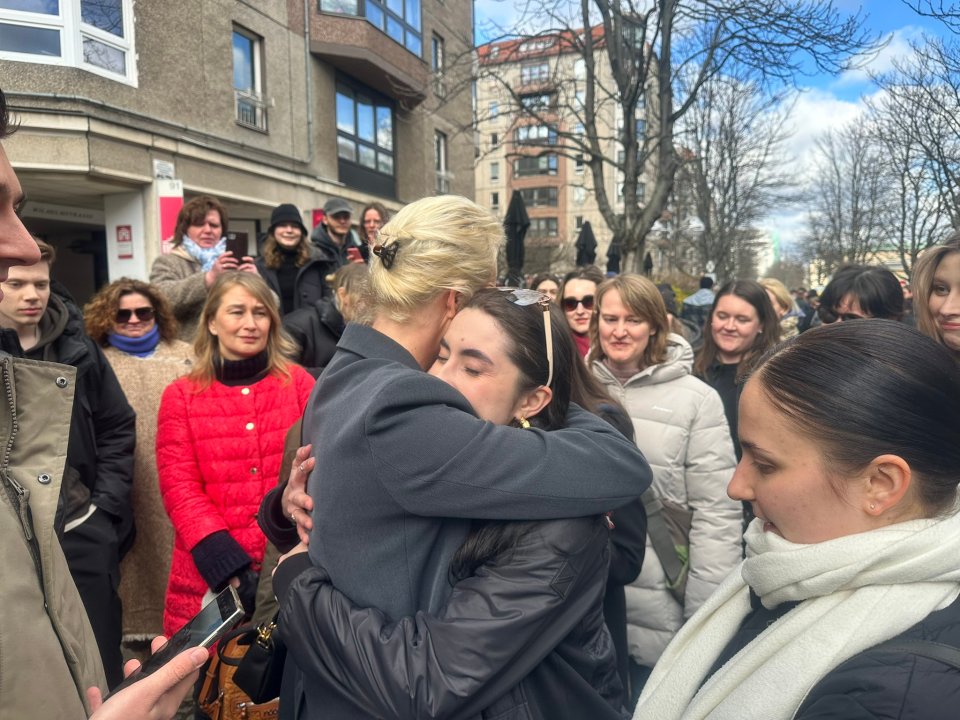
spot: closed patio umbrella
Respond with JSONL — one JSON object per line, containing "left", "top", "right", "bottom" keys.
{"left": 575, "top": 221, "right": 597, "bottom": 266}
{"left": 503, "top": 190, "right": 529, "bottom": 286}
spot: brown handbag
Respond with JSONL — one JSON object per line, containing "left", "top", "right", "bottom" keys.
{"left": 197, "top": 624, "right": 280, "bottom": 720}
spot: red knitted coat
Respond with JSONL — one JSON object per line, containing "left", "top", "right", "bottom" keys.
{"left": 157, "top": 366, "right": 314, "bottom": 636}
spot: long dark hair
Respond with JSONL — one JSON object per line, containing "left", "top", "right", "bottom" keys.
{"left": 750, "top": 320, "right": 960, "bottom": 515}
{"left": 818, "top": 265, "right": 904, "bottom": 322}
{"left": 0, "top": 87, "right": 14, "bottom": 140}
{"left": 448, "top": 289, "right": 608, "bottom": 581}
{"left": 694, "top": 279, "right": 780, "bottom": 381}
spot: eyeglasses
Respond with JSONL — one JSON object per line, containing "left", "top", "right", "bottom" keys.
{"left": 561, "top": 295, "right": 595, "bottom": 312}
{"left": 498, "top": 288, "right": 554, "bottom": 389}
{"left": 115, "top": 307, "right": 155, "bottom": 323}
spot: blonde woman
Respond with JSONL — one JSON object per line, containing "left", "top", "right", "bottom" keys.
{"left": 263, "top": 195, "right": 649, "bottom": 720}
{"left": 913, "top": 232, "right": 960, "bottom": 361}
{"left": 156, "top": 272, "right": 313, "bottom": 637}
{"left": 759, "top": 277, "right": 801, "bottom": 339}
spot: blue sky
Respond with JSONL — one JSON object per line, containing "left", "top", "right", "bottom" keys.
{"left": 472, "top": 0, "right": 954, "bottom": 260}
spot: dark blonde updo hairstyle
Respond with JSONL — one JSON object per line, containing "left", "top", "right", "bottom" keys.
{"left": 84, "top": 278, "right": 178, "bottom": 345}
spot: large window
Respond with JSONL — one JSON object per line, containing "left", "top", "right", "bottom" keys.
{"left": 520, "top": 61, "right": 549, "bottom": 84}
{"left": 515, "top": 123, "right": 557, "bottom": 145}
{"left": 320, "top": 0, "right": 421, "bottom": 56}
{"left": 529, "top": 217, "right": 558, "bottom": 237}
{"left": 336, "top": 79, "right": 395, "bottom": 196}
{"left": 233, "top": 27, "right": 267, "bottom": 131}
{"left": 513, "top": 154, "right": 558, "bottom": 177}
{"left": 431, "top": 32, "right": 444, "bottom": 96}
{"left": 0, "top": 0, "right": 135, "bottom": 83}
{"left": 519, "top": 187, "right": 558, "bottom": 207}
{"left": 520, "top": 93, "right": 553, "bottom": 111}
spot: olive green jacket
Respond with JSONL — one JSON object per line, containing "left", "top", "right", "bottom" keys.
{"left": 0, "top": 354, "right": 106, "bottom": 720}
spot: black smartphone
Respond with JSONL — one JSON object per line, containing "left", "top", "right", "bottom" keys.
{"left": 224, "top": 235, "right": 249, "bottom": 259}
{"left": 103, "top": 586, "right": 244, "bottom": 699}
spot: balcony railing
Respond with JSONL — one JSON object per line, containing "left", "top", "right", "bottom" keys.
{"left": 235, "top": 89, "right": 268, "bottom": 132}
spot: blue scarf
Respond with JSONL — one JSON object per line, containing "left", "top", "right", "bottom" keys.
{"left": 181, "top": 235, "right": 226, "bottom": 271}
{"left": 107, "top": 324, "right": 161, "bottom": 357}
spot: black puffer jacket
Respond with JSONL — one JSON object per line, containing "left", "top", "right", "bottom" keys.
{"left": 281, "top": 298, "right": 344, "bottom": 377}
{"left": 273, "top": 516, "right": 627, "bottom": 720}
{"left": 24, "top": 293, "right": 136, "bottom": 545}
{"left": 796, "top": 593, "right": 960, "bottom": 719}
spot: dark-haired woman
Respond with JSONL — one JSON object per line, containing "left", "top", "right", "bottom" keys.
{"left": 157, "top": 273, "right": 313, "bottom": 637}
{"left": 694, "top": 280, "right": 779, "bottom": 460}
{"left": 274, "top": 288, "right": 640, "bottom": 718}
{"left": 562, "top": 265, "right": 605, "bottom": 357}
{"left": 255, "top": 203, "right": 334, "bottom": 316}
{"left": 913, "top": 234, "right": 960, "bottom": 362}
{"left": 149, "top": 195, "right": 259, "bottom": 340}
{"left": 84, "top": 279, "right": 194, "bottom": 646}
{"left": 359, "top": 201, "right": 389, "bottom": 249}
{"left": 817, "top": 264, "right": 905, "bottom": 323}
{"left": 634, "top": 320, "right": 960, "bottom": 720}
{"left": 530, "top": 271, "right": 561, "bottom": 302}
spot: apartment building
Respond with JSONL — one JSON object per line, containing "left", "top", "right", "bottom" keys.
{"left": 0, "top": 0, "right": 472, "bottom": 303}
{"left": 475, "top": 27, "right": 657, "bottom": 275}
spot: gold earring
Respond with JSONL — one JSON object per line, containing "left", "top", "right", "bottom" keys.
{"left": 869, "top": 503, "right": 877, "bottom": 511}
{"left": 518, "top": 417, "right": 531, "bottom": 429}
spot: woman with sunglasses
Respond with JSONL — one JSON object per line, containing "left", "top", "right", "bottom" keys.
{"left": 260, "top": 195, "right": 649, "bottom": 720}
{"left": 561, "top": 265, "right": 605, "bottom": 357}
{"left": 273, "top": 287, "right": 638, "bottom": 718}
{"left": 83, "top": 279, "right": 194, "bottom": 649}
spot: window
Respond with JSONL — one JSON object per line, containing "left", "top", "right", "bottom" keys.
{"left": 575, "top": 215, "right": 584, "bottom": 229}
{"left": 321, "top": 0, "right": 421, "bottom": 56}
{"left": 336, "top": 79, "right": 395, "bottom": 196}
{"left": 0, "top": 0, "right": 136, "bottom": 84}
{"left": 636, "top": 118, "right": 646, "bottom": 137}
{"left": 529, "top": 217, "right": 558, "bottom": 237}
{"left": 573, "top": 187, "right": 586, "bottom": 205}
{"left": 513, "top": 154, "right": 558, "bottom": 176}
{"left": 490, "top": 161, "right": 499, "bottom": 181}
{"left": 515, "top": 124, "right": 557, "bottom": 145}
{"left": 491, "top": 192, "right": 500, "bottom": 210}
{"left": 518, "top": 37, "right": 554, "bottom": 53}
{"left": 575, "top": 153, "right": 584, "bottom": 174}
{"left": 435, "top": 130, "right": 450, "bottom": 194}
{"left": 574, "top": 58, "right": 586, "bottom": 80}
{"left": 519, "top": 187, "right": 558, "bottom": 207}
{"left": 491, "top": 132, "right": 498, "bottom": 146}
{"left": 431, "top": 33, "right": 445, "bottom": 96}
{"left": 488, "top": 100, "right": 498, "bottom": 119}
{"left": 520, "top": 61, "right": 549, "bottom": 84}
{"left": 520, "top": 93, "right": 553, "bottom": 111}
{"left": 233, "top": 27, "right": 267, "bottom": 131}
{"left": 637, "top": 182, "right": 645, "bottom": 202}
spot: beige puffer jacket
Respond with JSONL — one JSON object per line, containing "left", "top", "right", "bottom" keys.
{"left": 0, "top": 354, "right": 106, "bottom": 719}
{"left": 593, "top": 334, "right": 741, "bottom": 668}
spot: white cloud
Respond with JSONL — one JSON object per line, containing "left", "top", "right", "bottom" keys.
{"left": 474, "top": 0, "right": 523, "bottom": 42}
{"left": 836, "top": 25, "right": 926, "bottom": 86}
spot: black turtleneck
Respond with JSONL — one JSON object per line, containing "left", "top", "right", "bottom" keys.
{"left": 216, "top": 350, "right": 269, "bottom": 386}
{"left": 276, "top": 246, "right": 301, "bottom": 315}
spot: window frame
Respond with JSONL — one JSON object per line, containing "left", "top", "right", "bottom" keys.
{"left": 232, "top": 25, "right": 268, "bottom": 132}
{"left": 0, "top": 0, "right": 137, "bottom": 85}
{"left": 435, "top": 129, "right": 450, "bottom": 194}
{"left": 335, "top": 77, "right": 396, "bottom": 197}
{"left": 529, "top": 216, "right": 558, "bottom": 237}
{"left": 513, "top": 154, "right": 558, "bottom": 177}
{"left": 321, "top": 0, "right": 422, "bottom": 57}
{"left": 519, "top": 186, "right": 558, "bottom": 207}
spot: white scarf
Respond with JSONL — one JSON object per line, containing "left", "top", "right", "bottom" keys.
{"left": 633, "top": 511, "right": 960, "bottom": 720}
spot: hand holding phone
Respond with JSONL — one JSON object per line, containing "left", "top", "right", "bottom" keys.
{"left": 102, "top": 586, "right": 244, "bottom": 700}
{"left": 346, "top": 246, "right": 363, "bottom": 263}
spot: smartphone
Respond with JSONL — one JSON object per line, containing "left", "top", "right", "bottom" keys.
{"left": 224, "top": 235, "right": 249, "bottom": 260}
{"left": 346, "top": 246, "right": 363, "bottom": 263}
{"left": 103, "top": 586, "right": 244, "bottom": 699}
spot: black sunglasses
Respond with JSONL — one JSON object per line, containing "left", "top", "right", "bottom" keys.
{"left": 116, "top": 307, "right": 155, "bottom": 323}
{"left": 561, "top": 295, "right": 595, "bottom": 312}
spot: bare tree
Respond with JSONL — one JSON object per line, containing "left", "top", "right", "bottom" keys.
{"left": 802, "top": 123, "right": 887, "bottom": 277}
{"left": 671, "top": 70, "right": 795, "bottom": 281}
{"left": 475, "top": 0, "right": 877, "bottom": 269}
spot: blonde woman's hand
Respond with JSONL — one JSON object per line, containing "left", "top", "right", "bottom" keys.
{"left": 283, "top": 444, "right": 315, "bottom": 545}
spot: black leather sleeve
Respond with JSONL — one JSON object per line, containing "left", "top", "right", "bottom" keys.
{"left": 277, "top": 518, "right": 610, "bottom": 719}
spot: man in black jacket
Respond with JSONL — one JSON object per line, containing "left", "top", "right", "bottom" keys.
{"left": 0, "top": 238, "right": 136, "bottom": 688}
{"left": 310, "top": 196, "right": 366, "bottom": 265}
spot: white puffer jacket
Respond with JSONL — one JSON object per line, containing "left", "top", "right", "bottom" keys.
{"left": 593, "top": 334, "right": 741, "bottom": 667}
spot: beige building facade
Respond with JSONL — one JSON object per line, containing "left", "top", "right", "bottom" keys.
{"left": 1, "top": 0, "right": 472, "bottom": 303}
{"left": 475, "top": 29, "right": 656, "bottom": 275}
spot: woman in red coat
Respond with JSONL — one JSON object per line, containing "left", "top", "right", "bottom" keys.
{"left": 157, "top": 272, "right": 314, "bottom": 636}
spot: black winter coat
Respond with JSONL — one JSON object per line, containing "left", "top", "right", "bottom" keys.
{"left": 273, "top": 516, "right": 628, "bottom": 720}
{"left": 256, "top": 249, "right": 334, "bottom": 314}
{"left": 24, "top": 293, "right": 136, "bottom": 545}
{"left": 281, "top": 298, "right": 344, "bottom": 377}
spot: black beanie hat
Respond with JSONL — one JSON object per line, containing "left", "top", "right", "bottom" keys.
{"left": 269, "top": 203, "right": 307, "bottom": 236}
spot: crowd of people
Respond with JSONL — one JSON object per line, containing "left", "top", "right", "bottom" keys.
{"left": 2, "top": 81, "right": 960, "bottom": 719}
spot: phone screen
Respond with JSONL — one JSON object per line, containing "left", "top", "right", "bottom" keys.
{"left": 103, "top": 586, "right": 244, "bottom": 699}
{"left": 224, "top": 236, "right": 249, "bottom": 259}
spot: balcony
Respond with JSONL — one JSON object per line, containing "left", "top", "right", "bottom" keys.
{"left": 235, "top": 90, "right": 268, "bottom": 132}
{"left": 310, "top": 13, "right": 429, "bottom": 107}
